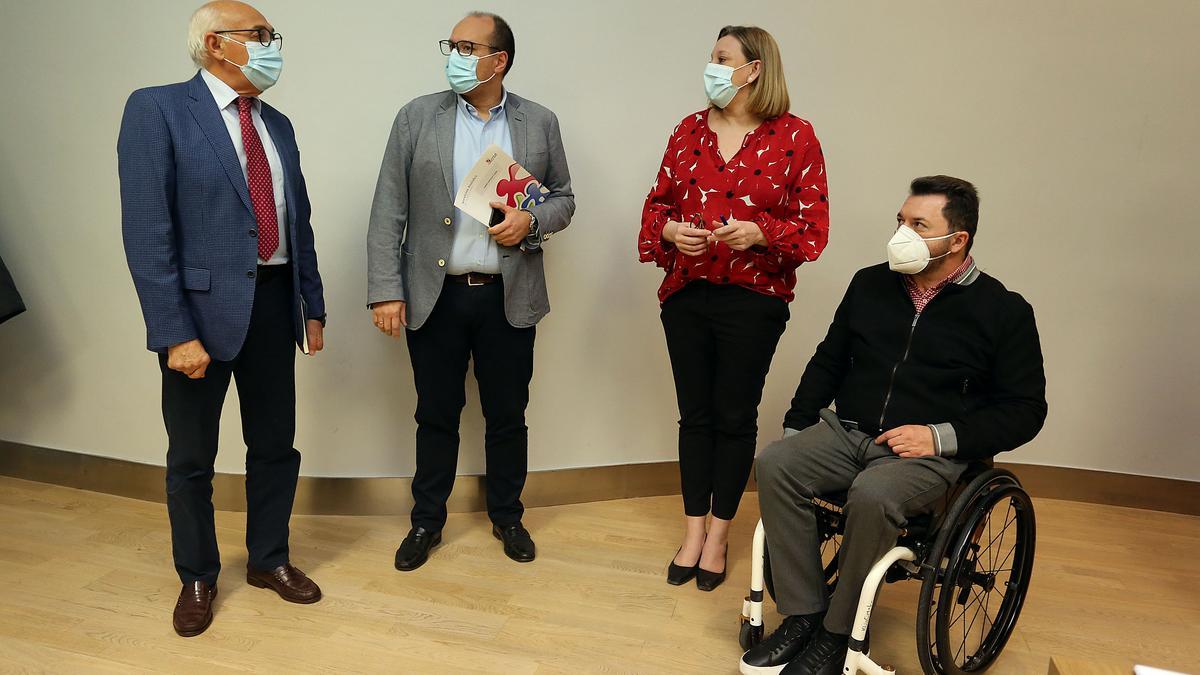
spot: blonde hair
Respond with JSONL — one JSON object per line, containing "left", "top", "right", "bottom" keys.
{"left": 716, "top": 25, "right": 790, "bottom": 119}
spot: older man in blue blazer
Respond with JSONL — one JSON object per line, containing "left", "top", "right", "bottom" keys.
{"left": 119, "top": 0, "right": 325, "bottom": 637}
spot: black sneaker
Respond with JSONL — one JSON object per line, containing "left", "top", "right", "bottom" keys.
{"left": 739, "top": 614, "right": 821, "bottom": 674}
{"left": 781, "top": 627, "right": 849, "bottom": 675}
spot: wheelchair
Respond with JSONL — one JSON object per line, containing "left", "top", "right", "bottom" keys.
{"left": 737, "top": 463, "right": 1036, "bottom": 675}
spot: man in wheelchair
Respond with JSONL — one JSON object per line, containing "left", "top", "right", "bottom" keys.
{"left": 741, "top": 176, "right": 1047, "bottom": 674}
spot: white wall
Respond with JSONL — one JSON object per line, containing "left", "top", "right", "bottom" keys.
{"left": 0, "top": 0, "right": 1197, "bottom": 481}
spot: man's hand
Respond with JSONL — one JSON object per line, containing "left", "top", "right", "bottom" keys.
{"left": 662, "top": 221, "right": 711, "bottom": 256}
{"left": 305, "top": 319, "right": 325, "bottom": 355}
{"left": 167, "top": 339, "right": 211, "bottom": 379}
{"left": 487, "top": 202, "right": 533, "bottom": 247}
{"left": 371, "top": 300, "right": 406, "bottom": 338}
{"left": 875, "top": 425, "right": 937, "bottom": 458}
{"left": 711, "top": 219, "right": 766, "bottom": 251}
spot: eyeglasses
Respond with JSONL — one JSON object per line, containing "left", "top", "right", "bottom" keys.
{"left": 215, "top": 28, "right": 283, "bottom": 49}
{"left": 439, "top": 39, "right": 498, "bottom": 57}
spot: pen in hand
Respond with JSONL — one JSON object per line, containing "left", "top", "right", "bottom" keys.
{"left": 712, "top": 215, "right": 729, "bottom": 243}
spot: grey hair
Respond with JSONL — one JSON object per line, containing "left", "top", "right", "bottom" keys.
{"left": 187, "top": 3, "right": 225, "bottom": 68}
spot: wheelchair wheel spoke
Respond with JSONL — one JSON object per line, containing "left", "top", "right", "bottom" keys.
{"left": 974, "top": 580, "right": 1006, "bottom": 665}
{"left": 949, "top": 603, "right": 968, "bottom": 632}
{"left": 978, "top": 501, "right": 1019, "bottom": 580}
{"left": 983, "top": 581, "right": 994, "bottom": 640}
{"left": 984, "top": 502, "right": 1015, "bottom": 547}
{"left": 955, "top": 605, "right": 975, "bottom": 663}
{"left": 951, "top": 584, "right": 981, "bottom": 627}
{"left": 986, "top": 503, "right": 995, "bottom": 571}
{"left": 948, "top": 598, "right": 968, "bottom": 638}
{"left": 991, "top": 534, "right": 1019, "bottom": 578}
{"left": 958, "top": 586, "right": 989, "bottom": 663}
{"left": 950, "top": 583, "right": 987, "bottom": 664}
{"left": 995, "top": 520, "right": 1019, "bottom": 565}
{"left": 979, "top": 501, "right": 1016, "bottom": 562}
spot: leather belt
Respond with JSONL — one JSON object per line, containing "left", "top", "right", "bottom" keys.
{"left": 446, "top": 272, "right": 500, "bottom": 286}
{"left": 255, "top": 262, "right": 291, "bottom": 285}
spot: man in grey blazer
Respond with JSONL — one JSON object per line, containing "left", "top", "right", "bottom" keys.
{"left": 366, "top": 12, "right": 574, "bottom": 571}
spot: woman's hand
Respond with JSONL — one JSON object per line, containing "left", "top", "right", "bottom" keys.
{"left": 663, "top": 221, "right": 712, "bottom": 257}
{"left": 711, "top": 219, "right": 767, "bottom": 251}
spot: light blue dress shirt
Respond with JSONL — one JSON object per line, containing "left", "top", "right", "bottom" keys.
{"left": 448, "top": 90, "right": 512, "bottom": 275}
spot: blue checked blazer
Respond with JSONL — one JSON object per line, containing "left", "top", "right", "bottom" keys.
{"left": 118, "top": 72, "right": 324, "bottom": 361}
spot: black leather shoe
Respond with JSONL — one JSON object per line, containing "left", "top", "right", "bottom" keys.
{"left": 492, "top": 522, "right": 536, "bottom": 563}
{"left": 394, "top": 527, "right": 441, "bottom": 571}
{"left": 696, "top": 543, "right": 728, "bottom": 592}
{"left": 739, "top": 613, "right": 821, "bottom": 674}
{"left": 781, "top": 627, "right": 849, "bottom": 675}
{"left": 667, "top": 548, "right": 698, "bottom": 585}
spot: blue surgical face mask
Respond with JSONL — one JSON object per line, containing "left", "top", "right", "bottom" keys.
{"left": 704, "top": 60, "right": 757, "bottom": 108}
{"left": 219, "top": 35, "right": 283, "bottom": 92}
{"left": 445, "top": 50, "right": 499, "bottom": 94}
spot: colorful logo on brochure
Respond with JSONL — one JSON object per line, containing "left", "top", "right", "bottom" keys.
{"left": 496, "top": 163, "right": 548, "bottom": 210}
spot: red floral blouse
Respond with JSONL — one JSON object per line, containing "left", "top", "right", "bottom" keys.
{"left": 639, "top": 110, "right": 829, "bottom": 303}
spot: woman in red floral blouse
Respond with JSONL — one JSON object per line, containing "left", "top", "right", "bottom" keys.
{"left": 640, "top": 25, "right": 829, "bottom": 591}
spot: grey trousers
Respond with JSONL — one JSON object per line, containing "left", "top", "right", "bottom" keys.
{"left": 756, "top": 409, "right": 966, "bottom": 634}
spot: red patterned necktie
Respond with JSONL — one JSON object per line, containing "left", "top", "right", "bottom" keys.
{"left": 237, "top": 96, "right": 279, "bottom": 262}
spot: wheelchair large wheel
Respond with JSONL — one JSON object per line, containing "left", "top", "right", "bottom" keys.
{"left": 916, "top": 469, "right": 1036, "bottom": 674}
{"left": 762, "top": 514, "right": 841, "bottom": 601}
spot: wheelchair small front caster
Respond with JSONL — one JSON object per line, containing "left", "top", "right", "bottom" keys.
{"left": 738, "top": 619, "right": 763, "bottom": 650}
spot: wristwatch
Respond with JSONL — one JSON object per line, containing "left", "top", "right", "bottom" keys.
{"left": 523, "top": 209, "right": 539, "bottom": 236}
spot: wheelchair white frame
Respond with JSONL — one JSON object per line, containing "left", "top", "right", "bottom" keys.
{"left": 739, "top": 519, "right": 918, "bottom": 675}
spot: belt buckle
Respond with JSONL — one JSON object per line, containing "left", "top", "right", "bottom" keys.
{"left": 467, "top": 273, "right": 485, "bottom": 287}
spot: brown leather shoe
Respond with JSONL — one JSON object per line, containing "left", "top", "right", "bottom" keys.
{"left": 173, "top": 581, "right": 216, "bottom": 637}
{"left": 246, "top": 564, "right": 322, "bottom": 604}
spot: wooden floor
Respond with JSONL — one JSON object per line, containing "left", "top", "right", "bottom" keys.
{"left": 0, "top": 476, "right": 1197, "bottom": 674}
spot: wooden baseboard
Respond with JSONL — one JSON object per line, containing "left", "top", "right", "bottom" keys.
{"left": 0, "top": 440, "right": 682, "bottom": 515}
{"left": 994, "top": 462, "right": 1200, "bottom": 517}
{"left": 1, "top": 439, "right": 1197, "bottom": 516}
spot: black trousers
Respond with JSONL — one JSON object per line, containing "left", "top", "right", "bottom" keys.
{"left": 160, "top": 265, "right": 300, "bottom": 586}
{"left": 661, "top": 281, "right": 789, "bottom": 520}
{"left": 405, "top": 280, "right": 536, "bottom": 532}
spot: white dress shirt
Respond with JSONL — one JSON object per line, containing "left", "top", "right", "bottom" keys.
{"left": 199, "top": 69, "right": 288, "bottom": 265}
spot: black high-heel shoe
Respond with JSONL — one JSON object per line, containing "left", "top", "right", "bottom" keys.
{"left": 696, "top": 543, "right": 727, "bottom": 591}
{"left": 667, "top": 548, "right": 699, "bottom": 585}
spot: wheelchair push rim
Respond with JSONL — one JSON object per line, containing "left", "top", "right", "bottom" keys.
{"left": 917, "top": 469, "right": 1036, "bottom": 674}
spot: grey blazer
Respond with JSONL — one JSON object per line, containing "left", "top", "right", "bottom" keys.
{"left": 366, "top": 90, "right": 575, "bottom": 330}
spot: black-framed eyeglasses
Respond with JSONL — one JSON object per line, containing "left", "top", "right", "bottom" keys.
{"left": 439, "top": 39, "right": 498, "bottom": 57}
{"left": 215, "top": 28, "right": 283, "bottom": 49}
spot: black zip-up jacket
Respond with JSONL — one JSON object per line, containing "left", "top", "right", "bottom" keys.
{"left": 784, "top": 263, "right": 1047, "bottom": 461}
